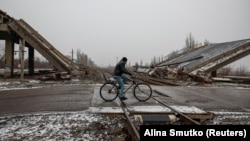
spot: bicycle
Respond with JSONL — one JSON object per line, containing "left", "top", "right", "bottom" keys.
{"left": 99, "top": 75, "right": 152, "bottom": 102}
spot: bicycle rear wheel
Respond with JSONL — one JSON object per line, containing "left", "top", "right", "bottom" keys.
{"left": 133, "top": 83, "right": 152, "bottom": 102}
{"left": 99, "top": 82, "right": 119, "bottom": 102}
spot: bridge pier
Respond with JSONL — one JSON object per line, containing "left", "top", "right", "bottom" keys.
{"left": 28, "top": 47, "right": 34, "bottom": 76}
{"left": 3, "top": 39, "right": 35, "bottom": 78}
{"left": 4, "top": 39, "right": 14, "bottom": 78}
{"left": 211, "top": 70, "right": 217, "bottom": 77}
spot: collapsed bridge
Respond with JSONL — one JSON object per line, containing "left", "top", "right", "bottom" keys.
{"left": 159, "top": 39, "right": 250, "bottom": 75}
{"left": 0, "top": 9, "right": 79, "bottom": 78}
{"left": 135, "top": 39, "right": 250, "bottom": 83}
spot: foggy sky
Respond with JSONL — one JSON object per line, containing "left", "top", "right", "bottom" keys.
{"left": 1, "top": 0, "right": 250, "bottom": 68}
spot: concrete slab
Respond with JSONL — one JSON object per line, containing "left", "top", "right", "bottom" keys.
{"left": 88, "top": 107, "right": 123, "bottom": 114}
{"left": 170, "top": 105, "right": 207, "bottom": 114}
{"left": 88, "top": 105, "right": 208, "bottom": 115}
{"left": 151, "top": 85, "right": 250, "bottom": 112}
{"left": 128, "top": 105, "right": 172, "bottom": 113}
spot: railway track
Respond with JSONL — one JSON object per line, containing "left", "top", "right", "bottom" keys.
{"left": 100, "top": 72, "right": 212, "bottom": 140}
{"left": 115, "top": 90, "right": 206, "bottom": 141}
{"left": 118, "top": 100, "right": 140, "bottom": 141}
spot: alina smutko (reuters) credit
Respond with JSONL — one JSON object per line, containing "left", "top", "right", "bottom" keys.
{"left": 140, "top": 125, "right": 249, "bottom": 141}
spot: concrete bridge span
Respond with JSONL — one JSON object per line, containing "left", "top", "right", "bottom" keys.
{"left": 0, "top": 9, "right": 78, "bottom": 78}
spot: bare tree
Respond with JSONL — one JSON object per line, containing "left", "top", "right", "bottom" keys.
{"left": 33, "top": 57, "right": 51, "bottom": 68}
{"left": 185, "top": 33, "right": 197, "bottom": 51}
{"left": 168, "top": 50, "right": 178, "bottom": 60}
{"left": 218, "top": 66, "right": 232, "bottom": 75}
{"left": 87, "top": 58, "right": 95, "bottom": 68}
{"left": 150, "top": 56, "right": 157, "bottom": 66}
{"left": 140, "top": 59, "right": 143, "bottom": 66}
{"left": 204, "top": 39, "right": 210, "bottom": 46}
{"left": 235, "top": 65, "right": 247, "bottom": 76}
{"left": 76, "top": 49, "right": 96, "bottom": 68}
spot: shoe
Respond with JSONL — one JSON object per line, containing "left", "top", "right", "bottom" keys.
{"left": 119, "top": 97, "right": 128, "bottom": 100}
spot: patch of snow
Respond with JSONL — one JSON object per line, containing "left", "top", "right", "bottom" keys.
{"left": 0, "top": 111, "right": 127, "bottom": 141}
{"left": 207, "top": 111, "right": 250, "bottom": 125}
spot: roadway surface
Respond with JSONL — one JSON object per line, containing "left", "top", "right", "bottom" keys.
{"left": 0, "top": 84, "right": 250, "bottom": 116}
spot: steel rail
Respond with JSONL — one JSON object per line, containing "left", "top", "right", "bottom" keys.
{"left": 117, "top": 100, "right": 140, "bottom": 141}
{"left": 153, "top": 89, "right": 201, "bottom": 125}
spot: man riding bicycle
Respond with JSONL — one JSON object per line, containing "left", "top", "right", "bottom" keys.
{"left": 113, "top": 57, "right": 132, "bottom": 100}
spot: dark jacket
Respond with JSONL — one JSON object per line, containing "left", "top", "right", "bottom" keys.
{"left": 113, "top": 60, "right": 131, "bottom": 76}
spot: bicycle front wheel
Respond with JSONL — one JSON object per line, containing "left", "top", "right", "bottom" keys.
{"left": 99, "top": 82, "right": 119, "bottom": 102}
{"left": 133, "top": 83, "right": 152, "bottom": 102}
